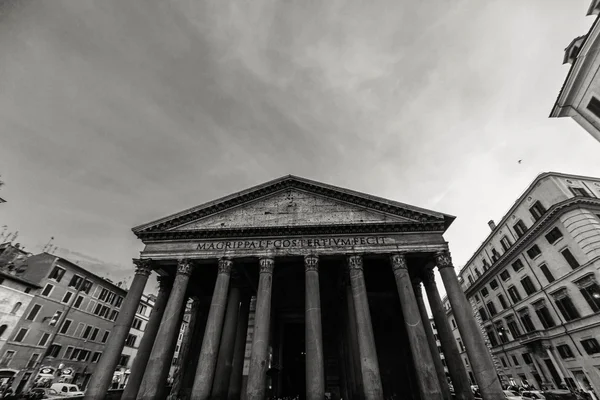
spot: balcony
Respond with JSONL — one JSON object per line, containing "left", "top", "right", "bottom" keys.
{"left": 519, "top": 330, "right": 547, "bottom": 345}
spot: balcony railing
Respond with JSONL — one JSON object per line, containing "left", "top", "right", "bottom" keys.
{"left": 519, "top": 330, "right": 546, "bottom": 344}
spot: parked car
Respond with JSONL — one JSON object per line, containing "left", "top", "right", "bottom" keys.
{"left": 25, "top": 388, "right": 63, "bottom": 399}
{"left": 522, "top": 391, "right": 546, "bottom": 400}
{"left": 48, "top": 384, "right": 84, "bottom": 397}
{"left": 504, "top": 390, "right": 524, "bottom": 400}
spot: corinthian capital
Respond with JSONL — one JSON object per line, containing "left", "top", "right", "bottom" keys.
{"left": 177, "top": 259, "right": 194, "bottom": 276}
{"left": 259, "top": 257, "right": 275, "bottom": 274}
{"left": 347, "top": 255, "right": 363, "bottom": 271}
{"left": 435, "top": 251, "right": 453, "bottom": 270}
{"left": 422, "top": 267, "right": 436, "bottom": 287}
{"left": 411, "top": 278, "right": 423, "bottom": 297}
{"left": 133, "top": 259, "right": 153, "bottom": 276}
{"left": 390, "top": 253, "right": 407, "bottom": 271}
{"left": 218, "top": 258, "right": 233, "bottom": 275}
{"left": 304, "top": 254, "right": 319, "bottom": 272}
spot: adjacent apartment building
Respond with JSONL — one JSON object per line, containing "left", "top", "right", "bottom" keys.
{"left": 550, "top": 0, "right": 600, "bottom": 143}
{"left": 0, "top": 253, "right": 153, "bottom": 393}
{"left": 443, "top": 172, "right": 600, "bottom": 399}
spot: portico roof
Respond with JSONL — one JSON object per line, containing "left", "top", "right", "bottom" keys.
{"left": 132, "top": 175, "right": 455, "bottom": 241}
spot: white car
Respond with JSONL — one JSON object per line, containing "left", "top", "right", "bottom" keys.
{"left": 504, "top": 390, "right": 524, "bottom": 400}
{"left": 49, "top": 383, "right": 84, "bottom": 397}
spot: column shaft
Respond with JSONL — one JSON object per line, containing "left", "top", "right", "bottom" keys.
{"left": 390, "top": 254, "right": 442, "bottom": 400}
{"left": 228, "top": 296, "right": 251, "bottom": 400}
{"left": 182, "top": 305, "right": 210, "bottom": 399}
{"left": 191, "top": 258, "right": 234, "bottom": 400}
{"left": 423, "top": 268, "right": 474, "bottom": 400}
{"left": 436, "top": 251, "right": 504, "bottom": 400}
{"left": 84, "top": 260, "right": 152, "bottom": 400}
{"left": 305, "top": 255, "right": 325, "bottom": 400}
{"left": 212, "top": 287, "right": 242, "bottom": 400}
{"left": 345, "top": 283, "right": 363, "bottom": 400}
{"left": 136, "top": 260, "right": 193, "bottom": 400}
{"left": 347, "top": 255, "right": 383, "bottom": 400}
{"left": 122, "top": 276, "right": 172, "bottom": 400}
{"left": 547, "top": 348, "right": 567, "bottom": 385}
{"left": 246, "top": 258, "right": 275, "bottom": 400}
{"left": 413, "top": 280, "right": 452, "bottom": 400}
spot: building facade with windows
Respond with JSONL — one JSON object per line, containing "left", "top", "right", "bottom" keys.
{"left": 446, "top": 172, "right": 600, "bottom": 398}
{"left": 0, "top": 252, "right": 152, "bottom": 394}
{"left": 550, "top": 0, "right": 600, "bottom": 143}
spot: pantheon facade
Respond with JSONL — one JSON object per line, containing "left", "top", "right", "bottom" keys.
{"left": 84, "top": 176, "right": 505, "bottom": 400}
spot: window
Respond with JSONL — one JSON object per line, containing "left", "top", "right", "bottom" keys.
{"left": 93, "top": 304, "right": 102, "bottom": 316}
{"left": 38, "top": 333, "right": 50, "bottom": 346}
{"left": 557, "top": 344, "right": 574, "bottom": 359}
{"left": 101, "top": 331, "right": 110, "bottom": 343}
{"left": 588, "top": 96, "right": 600, "bottom": 118}
{"left": 0, "top": 351, "right": 15, "bottom": 366}
{"left": 521, "top": 276, "right": 537, "bottom": 296}
{"left": 479, "top": 307, "right": 489, "bottom": 321}
{"left": 115, "top": 296, "right": 124, "bottom": 308}
{"left": 576, "top": 276, "right": 600, "bottom": 313}
{"left": 500, "top": 270, "right": 510, "bottom": 281}
{"left": 26, "top": 304, "right": 42, "bottom": 321}
{"left": 81, "top": 279, "right": 93, "bottom": 294}
{"left": 529, "top": 201, "right": 546, "bottom": 221}
{"left": 501, "top": 236, "right": 512, "bottom": 251}
{"left": 59, "top": 320, "right": 72, "bottom": 335}
{"left": 90, "top": 328, "right": 100, "bottom": 341}
{"left": 92, "top": 352, "right": 102, "bottom": 363}
{"left": 533, "top": 302, "right": 556, "bottom": 329}
{"left": 9, "top": 302, "right": 22, "bottom": 315}
{"left": 48, "top": 266, "right": 66, "bottom": 282}
{"left": 522, "top": 353, "right": 533, "bottom": 365}
{"left": 511, "top": 355, "right": 520, "bottom": 366}
{"left": 24, "top": 288, "right": 31, "bottom": 294}
{"left": 490, "top": 279, "right": 499, "bottom": 290}
{"left": 64, "top": 347, "right": 74, "bottom": 359}
{"left": 554, "top": 290, "right": 581, "bottom": 321}
{"left": 0, "top": 326, "right": 7, "bottom": 338}
{"left": 475, "top": 268, "right": 482, "bottom": 277}
{"left": 514, "top": 220, "right": 528, "bottom": 238}
{"left": 41, "top": 284, "right": 54, "bottom": 297}
{"left": 13, "top": 328, "right": 28, "bottom": 342}
{"left": 512, "top": 259, "right": 524, "bottom": 272}
{"left": 491, "top": 248, "right": 500, "bottom": 262}
{"left": 26, "top": 353, "right": 40, "bottom": 369}
{"left": 545, "top": 227, "right": 563, "bottom": 244}
{"left": 73, "top": 296, "right": 84, "bottom": 309}
{"left": 581, "top": 338, "right": 600, "bottom": 355}
{"left": 451, "top": 319, "right": 456, "bottom": 329}
{"left": 118, "top": 354, "right": 130, "bottom": 367}
{"left": 527, "top": 245, "right": 542, "bottom": 259}
{"left": 569, "top": 186, "right": 590, "bottom": 197}
{"left": 482, "top": 259, "right": 490, "bottom": 270}
{"left": 101, "top": 305, "right": 110, "bottom": 318}
{"left": 508, "top": 286, "right": 522, "bottom": 303}
{"left": 78, "top": 350, "right": 91, "bottom": 362}
{"left": 70, "top": 349, "right": 80, "bottom": 360}
{"left": 132, "top": 318, "right": 143, "bottom": 330}
{"left": 46, "top": 344, "right": 62, "bottom": 358}
{"left": 519, "top": 310, "right": 536, "bottom": 332}
{"left": 125, "top": 334, "right": 137, "bottom": 347}
{"left": 98, "top": 288, "right": 109, "bottom": 302}
{"left": 498, "top": 294, "right": 508, "bottom": 310}
{"left": 500, "top": 357, "right": 508, "bottom": 368}
{"left": 481, "top": 287, "right": 489, "bottom": 297}
{"left": 487, "top": 302, "right": 498, "bottom": 317}
{"left": 137, "top": 304, "right": 148, "bottom": 315}
{"left": 539, "top": 264, "right": 555, "bottom": 283}
{"left": 109, "top": 310, "right": 119, "bottom": 321}
{"left": 561, "top": 249, "right": 580, "bottom": 270}
{"left": 457, "top": 338, "right": 465, "bottom": 352}
{"left": 69, "top": 275, "right": 83, "bottom": 289}
{"left": 82, "top": 326, "right": 93, "bottom": 339}
{"left": 468, "top": 275, "right": 474, "bottom": 284}
{"left": 62, "top": 292, "right": 73, "bottom": 304}
{"left": 506, "top": 317, "right": 522, "bottom": 338}
{"left": 107, "top": 292, "right": 116, "bottom": 305}
{"left": 496, "top": 323, "right": 509, "bottom": 344}
{"left": 49, "top": 311, "right": 62, "bottom": 326}
{"left": 486, "top": 327, "right": 499, "bottom": 347}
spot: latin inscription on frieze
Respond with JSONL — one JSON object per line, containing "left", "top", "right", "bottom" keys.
{"left": 196, "top": 236, "right": 387, "bottom": 251}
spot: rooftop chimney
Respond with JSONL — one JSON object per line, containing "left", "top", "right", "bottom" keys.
{"left": 488, "top": 220, "right": 496, "bottom": 231}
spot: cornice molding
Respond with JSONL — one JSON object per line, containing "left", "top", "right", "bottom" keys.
{"left": 133, "top": 177, "right": 451, "bottom": 236}
{"left": 464, "top": 197, "right": 600, "bottom": 296}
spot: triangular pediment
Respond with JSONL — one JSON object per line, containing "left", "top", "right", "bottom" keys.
{"left": 133, "top": 175, "right": 454, "bottom": 238}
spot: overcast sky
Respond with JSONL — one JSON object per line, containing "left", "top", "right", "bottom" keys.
{"left": 1, "top": 0, "right": 600, "bottom": 294}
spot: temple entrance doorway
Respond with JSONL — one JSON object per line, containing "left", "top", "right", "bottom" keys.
{"left": 280, "top": 322, "right": 306, "bottom": 400}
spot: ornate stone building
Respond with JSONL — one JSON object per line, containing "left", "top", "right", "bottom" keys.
{"left": 84, "top": 176, "right": 505, "bottom": 400}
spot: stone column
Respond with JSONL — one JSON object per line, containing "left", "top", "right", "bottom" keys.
{"left": 84, "top": 259, "right": 152, "bottom": 400}
{"left": 413, "top": 278, "right": 452, "bottom": 400}
{"left": 136, "top": 259, "right": 194, "bottom": 400}
{"left": 122, "top": 276, "right": 173, "bottom": 400}
{"left": 182, "top": 304, "right": 210, "bottom": 399}
{"left": 347, "top": 255, "right": 383, "bottom": 400}
{"left": 191, "top": 258, "right": 234, "bottom": 400}
{"left": 345, "top": 281, "right": 363, "bottom": 400}
{"left": 168, "top": 297, "right": 201, "bottom": 400}
{"left": 246, "top": 257, "right": 275, "bottom": 400}
{"left": 212, "top": 287, "right": 242, "bottom": 400}
{"left": 390, "top": 254, "right": 442, "bottom": 400}
{"left": 305, "top": 254, "right": 325, "bottom": 400}
{"left": 228, "top": 296, "right": 251, "bottom": 400}
{"left": 436, "top": 251, "right": 504, "bottom": 400}
{"left": 422, "top": 267, "right": 474, "bottom": 400}
{"left": 547, "top": 347, "right": 567, "bottom": 386}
